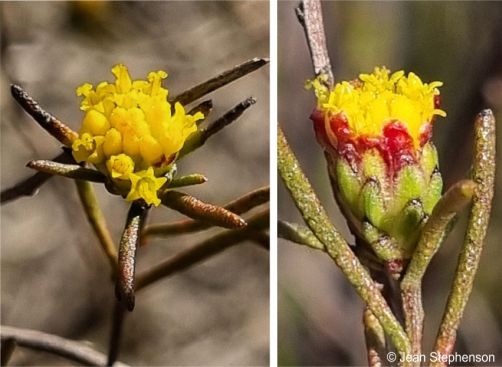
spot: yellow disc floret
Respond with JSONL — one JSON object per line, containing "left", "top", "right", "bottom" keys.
{"left": 308, "top": 67, "right": 446, "bottom": 148}
{"left": 72, "top": 64, "right": 204, "bottom": 206}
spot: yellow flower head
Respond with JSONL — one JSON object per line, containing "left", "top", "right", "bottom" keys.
{"left": 72, "top": 64, "right": 204, "bottom": 206}
{"left": 308, "top": 67, "right": 446, "bottom": 149}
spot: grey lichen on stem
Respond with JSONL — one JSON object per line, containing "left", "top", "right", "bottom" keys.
{"left": 278, "top": 126, "right": 410, "bottom": 357}
{"left": 432, "top": 110, "right": 496, "bottom": 365}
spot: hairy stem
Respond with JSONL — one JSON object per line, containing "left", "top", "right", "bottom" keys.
{"left": 401, "top": 180, "right": 475, "bottom": 360}
{"left": 363, "top": 307, "right": 386, "bottom": 367}
{"left": 432, "top": 110, "right": 496, "bottom": 365}
{"left": 161, "top": 190, "right": 247, "bottom": 230}
{"left": 278, "top": 126, "right": 410, "bottom": 357}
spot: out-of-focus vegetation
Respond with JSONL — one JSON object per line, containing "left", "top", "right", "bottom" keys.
{"left": 279, "top": 2, "right": 502, "bottom": 365}
{"left": 1, "top": 2, "right": 269, "bottom": 365}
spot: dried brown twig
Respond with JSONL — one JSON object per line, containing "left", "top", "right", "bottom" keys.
{"left": 0, "top": 325, "right": 129, "bottom": 367}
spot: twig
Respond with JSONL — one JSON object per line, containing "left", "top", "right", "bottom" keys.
{"left": 278, "top": 126, "right": 410, "bottom": 357}
{"left": 143, "top": 186, "right": 269, "bottom": 239}
{"left": 76, "top": 180, "right": 118, "bottom": 273}
{"left": 172, "top": 58, "right": 269, "bottom": 105}
{"left": 116, "top": 201, "right": 149, "bottom": 311}
{"left": 161, "top": 190, "right": 247, "bottom": 230}
{"left": 10, "top": 84, "right": 78, "bottom": 147}
{"left": 363, "top": 307, "right": 386, "bottom": 367}
{"left": 136, "top": 209, "right": 269, "bottom": 292}
{"left": 295, "top": 0, "right": 334, "bottom": 85}
{"left": 178, "top": 97, "right": 256, "bottom": 159}
{"left": 432, "top": 110, "right": 496, "bottom": 365}
{"left": 1, "top": 150, "right": 72, "bottom": 205}
{"left": 107, "top": 301, "right": 127, "bottom": 367}
{"left": 278, "top": 220, "right": 325, "bottom": 251}
{"left": 167, "top": 174, "right": 207, "bottom": 188}
{"left": 401, "top": 180, "right": 475, "bottom": 360}
{"left": 27, "top": 160, "right": 106, "bottom": 183}
{"left": 0, "top": 325, "right": 129, "bottom": 367}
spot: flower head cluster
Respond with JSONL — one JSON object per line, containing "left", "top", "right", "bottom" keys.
{"left": 309, "top": 67, "right": 447, "bottom": 262}
{"left": 72, "top": 64, "right": 204, "bottom": 206}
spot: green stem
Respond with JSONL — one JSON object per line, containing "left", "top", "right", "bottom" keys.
{"left": 75, "top": 180, "right": 117, "bottom": 273}
{"left": 167, "top": 174, "right": 207, "bottom": 188}
{"left": 278, "top": 126, "right": 410, "bottom": 357}
{"left": 431, "top": 110, "right": 496, "bottom": 365}
{"left": 363, "top": 307, "right": 386, "bottom": 367}
{"left": 401, "top": 180, "right": 475, "bottom": 359}
{"left": 278, "top": 220, "right": 325, "bottom": 251}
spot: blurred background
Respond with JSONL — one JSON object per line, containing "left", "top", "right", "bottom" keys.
{"left": 279, "top": 2, "right": 502, "bottom": 366}
{"left": 1, "top": 2, "right": 269, "bottom": 365}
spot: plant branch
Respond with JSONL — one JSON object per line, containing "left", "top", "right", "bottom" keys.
{"left": 363, "top": 307, "right": 386, "bottom": 367}
{"left": 27, "top": 160, "right": 106, "bottom": 183}
{"left": 0, "top": 325, "right": 129, "bottom": 367}
{"left": 10, "top": 85, "right": 78, "bottom": 147}
{"left": 167, "top": 174, "right": 207, "bottom": 188}
{"left": 107, "top": 301, "right": 127, "bottom": 367}
{"left": 1, "top": 337, "right": 17, "bottom": 365}
{"left": 116, "top": 201, "right": 149, "bottom": 311}
{"left": 144, "top": 186, "right": 268, "bottom": 239}
{"left": 161, "top": 190, "right": 247, "bottom": 230}
{"left": 295, "top": 0, "right": 334, "bottom": 85}
{"left": 178, "top": 97, "right": 256, "bottom": 159}
{"left": 1, "top": 150, "right": 73, "bottom": 205}
{"left": 136, "top": 209, "right": 269, "bottom": 292}
{"left": 76, "top": 180, "right": 118, "bottom": 273}
{"left": 400, "top": 180, "right": 475, "bottom": 358}
{"left": 432, "top": 110, "right": 496, "bottom": 365}
{"left": 278, "top": 220, "right": 325, "bottom": 251}
{"left": 172, "top": 58, "right": 269, "bottom": 105}
{"left": 278, "top": 126, "right": 410, "bottom": 356}
{"left": 187, "top": 100, "right": 213, "bottom": 124}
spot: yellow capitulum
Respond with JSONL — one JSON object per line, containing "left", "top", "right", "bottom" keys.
{"left": 308, "top": 67, "right": 446, "bottom": 147}
{"left": 72, "top": 64, "right": 204, "bottom": 206}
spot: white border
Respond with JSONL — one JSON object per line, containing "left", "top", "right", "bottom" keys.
{"left": 269, "top": 0, "right": 278, "bottom": 365}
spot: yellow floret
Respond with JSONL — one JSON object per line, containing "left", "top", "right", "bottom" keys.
{"left": 72, "top": 64, "right": 204, "bottom": 205}
{"left": 308, "top": 67, "right": 446, "bottom": 148}
{"left": 126, "top": 168, "right": 167, "bottom": 206}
